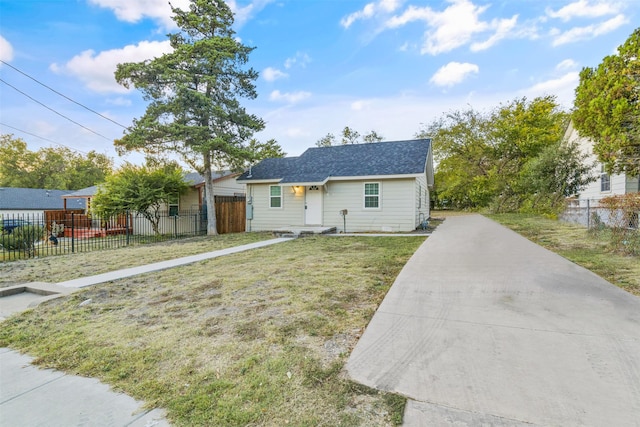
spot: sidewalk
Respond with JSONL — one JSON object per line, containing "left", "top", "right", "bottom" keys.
{"left": 1, "top": 237, "right": 293, "bottom": 427}
{"left": 346, "top": 214, "right": 640, "bottom": 426}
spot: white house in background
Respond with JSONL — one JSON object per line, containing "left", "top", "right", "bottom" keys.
{"left": 562, "top": 121, "right": 639, "bottom": 227}
{"left": 564, "top": 121, "right": 640, "bottom": 201}
{"left": 236, "top": 139, "right": 434, "bottom": 233}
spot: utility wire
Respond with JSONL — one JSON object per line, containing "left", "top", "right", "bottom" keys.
{"left": 0, "top": 78, "right": 112, "bottom": 141}
{"left": 0, "top": 121, "right": 90, "bottom": 155}
{"left": 0, "top": 60, "right": 128, "bottom": 129}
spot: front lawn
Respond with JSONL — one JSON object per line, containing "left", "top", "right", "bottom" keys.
{"left": 0, "top": 235, "right": 425, "bottom": 426}
{"left": 489, "top": 214, "right": 640, "bottom": 297}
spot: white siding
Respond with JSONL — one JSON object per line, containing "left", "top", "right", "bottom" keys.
{"left": 323, "top": 179, "right": 416, "bottom": 232}
{"left": 247, "top": 178, "right": 421, "bottom": 232}
{"left": 246, "top": 184, "right": 305, "bottom": 231}
{"left": 213, "top": 176, "right": 246, "bottom": 196}
{"left": 415, "top": 174, "right": 430, "bottom": 227}
{"left": 0, "top": 210, "right": 46, "bottom": 217}
{"left": 566, "top": 121, "right": 629, "bottom": 201}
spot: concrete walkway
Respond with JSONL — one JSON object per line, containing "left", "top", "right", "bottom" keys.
{"left": 1, "top": 237, "right": 293, "bottom": 427}
{"left": 346, "top": 214, "right": 640, "bottom": 426}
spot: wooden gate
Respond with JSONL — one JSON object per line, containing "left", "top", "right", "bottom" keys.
{"left": 215, "top": 196, "right": 246, "bottom": 234}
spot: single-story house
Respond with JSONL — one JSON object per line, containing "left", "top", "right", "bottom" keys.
{"left": 63, "top": 171, "right": 245, "bottom": 215}
{"left": 0, "top": 187, "right": 85, "bottom": 217}
{"left": 236, "top": 139, "right": 434, "bottom": 233}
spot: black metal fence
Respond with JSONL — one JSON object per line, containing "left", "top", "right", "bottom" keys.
{"left": 1, "top": 210, "right": 207, "bottom": 261}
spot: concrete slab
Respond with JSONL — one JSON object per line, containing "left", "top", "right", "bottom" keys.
{"left": 346, "top": 214, "right": 640, "bottom": 426}
{"left": 0, "top": 349, "right": 169, "bottom": 427}
{"left": 0, "top": 283, "right": 72, "bottom": 321}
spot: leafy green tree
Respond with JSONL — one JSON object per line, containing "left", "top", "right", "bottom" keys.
{"left": 362, "top": 130, "right": 384, "bottom": 143}
{"left": 316, "top": 127, "right": 384, "bottom": 147}
{"left": 0, "top": 135, "right": 37, "bottom": 187}
{"left": 418, "top": 96, "right": 580, "bottom": 214}
{"left": 114, "top": 0, "right": 265, "bottom": 235}
{"left": 0, "top": 134, "right": 112, "bottom": 190}
{"left": 92, "top": 163, "right": 188, "bottom": 235}
{"left": 573, "top": 28, "right": 640, "bottom": 175}
{"left": 242, "top": 138, "right": 286, "bottom": 168}
{"left": 518, "top": 140, "right": 596, "bottom": 214}
{"left": 341, "top": 126, "right": 360, "bottom": 144}
{"left": 316, "top": 133, "right": 336, "bottom": 147}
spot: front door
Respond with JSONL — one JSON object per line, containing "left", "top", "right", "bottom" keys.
{"left": 305, "top": 185, "right": 322, "bottom": 225}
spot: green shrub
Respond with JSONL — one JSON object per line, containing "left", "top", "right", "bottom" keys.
{"left": 0, "top": 225, "right": 45, "bottom": 255}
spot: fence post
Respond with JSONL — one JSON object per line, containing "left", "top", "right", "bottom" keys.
{"left": 586, "top": 199, "right": 591, "bottom": 230}
{"left": 126, "top": 211, "right": 130, "bottom": 245}
{"left": 174, "top": 214, "right": 178, "bottom": 238}
{"left": 71, "top": 213, "right": 75, "bottom": 253}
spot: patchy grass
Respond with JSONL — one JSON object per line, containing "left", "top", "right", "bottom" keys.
{"left": 0, "top": 232, "right": 273, "bottom": 287}
{"left": 0, "top": 235, "right": 425, "bottom": 426}
{"left": 489, "top": 214, "right": 640, "bottom": 297}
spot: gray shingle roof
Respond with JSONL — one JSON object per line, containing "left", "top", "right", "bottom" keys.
{"left": 238, "top": 139, "right": 431, "bottom": 184}
{"left": 0, "top": 188, "right": 70, "bottom": 210}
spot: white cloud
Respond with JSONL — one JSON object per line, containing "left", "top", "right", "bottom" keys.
{"left": 384, "top": 0, "right": 520, "bottom": 55}
{"left": 90, "top": 0, "right": 272, "bottom": 29}
{"left": 106, "top": 97, "right": 133, "bottom": 106}
{"left": 340, "top": 0, "right": 402, "bottom": 28}
{"left": 51, "top": 40, "right": 173, "bottom": 93}
{"left": 430, "top": 62, "right": 479, "bottom": 87}
{"left": 520, "top": 71, "right": 580, "bottom": 107}
{"left": 470, "top": 15, "right": 518, "bottom": 51}
{"left": 262, "top": 67, "right": 288, "bottom": 82}
{"left": 269, "top": 90, "right": 311, "bottom": 104}
{"left": 551, "top": 14, "right": 627, "bottom": 46}
{"left": 351, "top": 100, "right": 373, "bottom": 111}
{"left": 284, "top": 52, "right": 311, "bottom": 69}
{"left": 546, "top": 0, "right": 622, "bottom": 21}
{"left": 0, "top": 35, "right": 13, "bottom": 62}
{"left": 226, "top": 0, "right": 275, "bottom": 27}
{"left": 556, "top": 59, "right": 579, "bottom": 71}
{"left": 88, "top": 0, "right": 188, "bottom": 29}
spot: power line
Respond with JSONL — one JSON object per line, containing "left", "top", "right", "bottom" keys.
{"left": 0, "top": 60, "right": 128, "bottom": 129}
{"left": 0, "top": 77, "right": 113, "bottom": 141}
{"left": 0, "top": 121, "right": 90, "bottom": 155}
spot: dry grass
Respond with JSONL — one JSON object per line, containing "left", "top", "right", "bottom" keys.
{"left": 489, "top": 214, "right": 640, "bottom": 297}
{"left": 0, "top": 232, "right": 273, "bottom": 287}
{"left": 0, "top": 235, "right": 425, "bottom": 426}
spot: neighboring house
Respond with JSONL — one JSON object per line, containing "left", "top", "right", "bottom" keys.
{"left": 237, "top": 139, "right": 434, "bottom": 233}
{"left": 63, "top": 171, "right": 245, "bottom": 215}
{"left": 562, "top": 121, "right": 639, "bottom": 227}
{"left": 565, "top": 121, "right": 640, "bottom": 201}
{"left": 0, "top": 187, "right": 84, "bottom": 217}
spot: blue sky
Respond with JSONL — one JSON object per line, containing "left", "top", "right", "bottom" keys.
{"left": 0, "top": 0, "right": 637, "bottom": 166}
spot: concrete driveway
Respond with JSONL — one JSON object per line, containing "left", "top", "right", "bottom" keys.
{"left": 346, "top": 215, "right": 640, "bottom": 426}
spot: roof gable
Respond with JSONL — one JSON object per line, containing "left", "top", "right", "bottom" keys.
{"left": 238, "top": 139, "right": 431, "bottom": 184}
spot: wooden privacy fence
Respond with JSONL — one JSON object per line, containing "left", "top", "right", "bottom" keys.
{"left": 215, "top": 196, "right": 246, "bottom": 234}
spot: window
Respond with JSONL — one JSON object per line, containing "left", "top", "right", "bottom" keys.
{"left": 168, "top": 194, "right": 179, "bottom": 216}
{"left": 270, "top": 185, "right": 282, "bottom": 208}
{"left": 364, "top": 182, "right": 380, "bottom": 208}
{"left": 600, "top": 165, "right": 610, "bottom": 192}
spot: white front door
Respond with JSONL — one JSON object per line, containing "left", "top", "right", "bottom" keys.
{"left": 305, "top": 185, "right": 323, "bottom": 225}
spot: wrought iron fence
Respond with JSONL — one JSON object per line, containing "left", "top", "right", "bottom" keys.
{"left": 1, "top": 209, "right": 207, "bottom": 261}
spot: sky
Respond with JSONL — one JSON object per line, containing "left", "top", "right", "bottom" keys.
{"left": 0, "top": 0, "right": 638, "bottom": 167}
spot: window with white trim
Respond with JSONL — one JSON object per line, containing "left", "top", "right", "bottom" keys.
{"left": 364, "top": 182, "right": 380, "bottom": 208}
{"left": 600, "top": 165, "right": 610, "bottom": 192}
{"left": 270, "top": 185, "right": 282, "bottom": 208}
